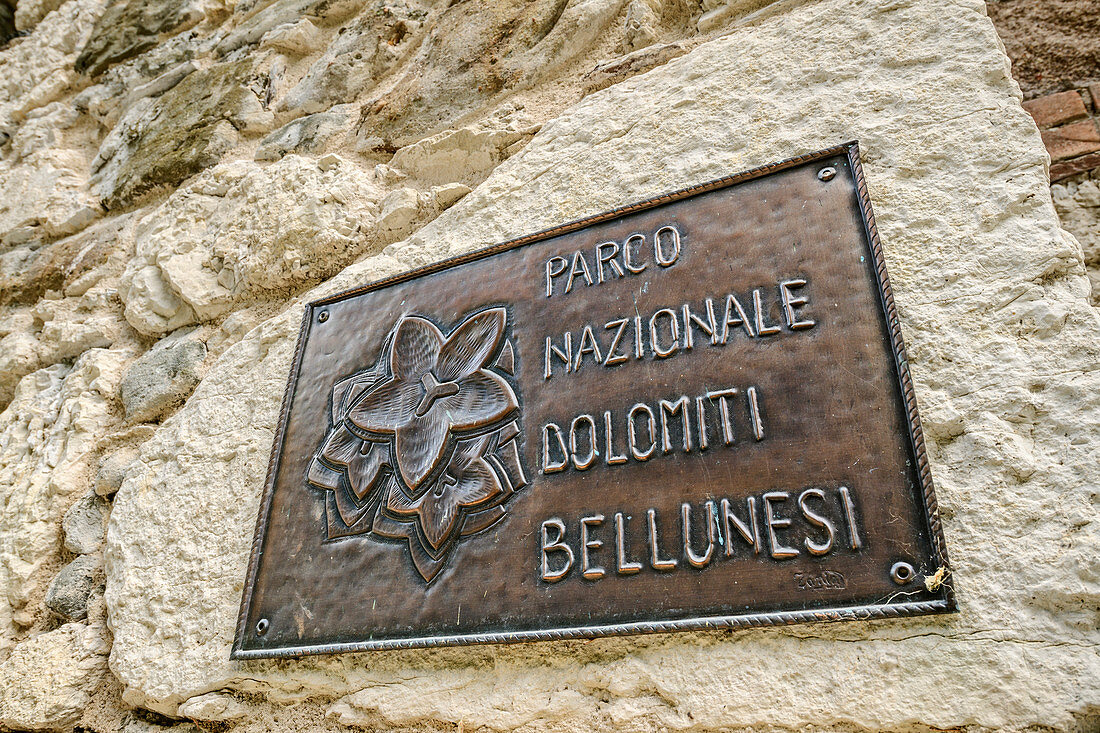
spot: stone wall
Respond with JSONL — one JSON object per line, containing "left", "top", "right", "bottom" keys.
{"left": 0, "top": 0, "right": 1097, "bottom": 731}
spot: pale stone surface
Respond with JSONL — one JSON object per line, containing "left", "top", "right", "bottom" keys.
{"left": 104, "top": 0, "right": 1100, "bottom": 730}
{"left": 0, "top": 0, "right": 106, "bottom": 124}
{"left": 388, "top": 125, "right": 536, "bottom": 187}
{"left": 0, "top": 622, "right": 110, "bottom": 730}
{"left": 177, "top": 691, "right": 249, "bottom": 722}
{"left": 0, "top": 348, "right": 128, "bottom": 647}
{"left": 119, "top": 155, "right": 384, "bottom": 336}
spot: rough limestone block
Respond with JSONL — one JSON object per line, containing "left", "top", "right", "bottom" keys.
{"left": 176, "top": 691, "right": 249, "bottom": 722}
{"left": 45, "top": 554, "right": 102, "bottom": 621}
{"left": 119, "top": 330, "right": 207, "bottom": 424}
{"left": 118, "top": 155, "right": 383, "bottom": 336}
{"left": 105, "top": 0, "right": 1100, "bottom": 729}
{"left": 0, "top": 349, "right": 128, "bottom": 647}
{"left": 388, "top": 126, "right": 534, "bottom": 187}
{"left": 0, "top": 622, "right": 110, "bottom": 731}
{"left": 0, "top": 0, "right": 106, "bottom": 123}
{"left": 354, "top": 0, "right": 622, "bottom": 146}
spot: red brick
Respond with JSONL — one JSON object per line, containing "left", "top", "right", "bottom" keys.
{"left": 1050, "top": 152, "right": 1100, "bottom": 183}
{"left": 1023, "top": 90, "right": 1088, "bottom": 128}
{"left": 1041, "top": 120, "right": 1100, "bottom": 162}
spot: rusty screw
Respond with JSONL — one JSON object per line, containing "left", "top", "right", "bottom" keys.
{"left": 818, "top": 166, "right": 836, "bottom": 182}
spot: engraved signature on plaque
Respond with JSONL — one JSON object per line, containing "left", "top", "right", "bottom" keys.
{"left": 306, "top": 306, "right": 528, "bottom": 582}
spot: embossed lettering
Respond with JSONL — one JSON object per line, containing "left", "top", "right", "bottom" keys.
{"left": 747, "top": 386, "right": 764, "bottom": 441}
{"left": 721, "top": 496, "right": 760, "bottom": 556}
{"left": 604, "top": 410, "right": 628, "bottom": 465}
{"left": 565, "top": 251, "right": 594, "bottom": 293}
{"left": 542, "top": 422, "right": 568, "bottom": 474}
{"left": 654, "top": 225, "right": 682, "bottom": 267}
{"left": 546, "top": 256, "right": 567, "bottom": 297}
{"left": 596, "top": 241, "right": 624, "bottom": 283}
{"left": 581, "top": 515, "right": 606, "bottom": 579}
{"left": 628, "top": 403, "right": 657, "bottom": 461}
{"left": 707, "top": 388, "right": 739, "bottom": 445}
{"left": 753, "top": 288, "right": 781, "bottom": 336}
{"left": 682, "top": 501, "right": 716, "bottom": 568}
{"left": 615, "top": 512, "right": 643, "bottom": 574}
{"left": 780, "top": 279, "right": 815, "bottom": 330}
{"left": 574, "top": 325, "right": 603, "bottom": 371}
{"left": 570, "top": 414, "right": 598, "bottom": 470}
{"left": 541, "top": 519, "right": 574, "bottom": 581}
{"left": 763, "top": 491, "right": 799, "bottom": 559}
{"left": 647, "top": 508, "right": 677, "bottom": 570}
{"left": 659, "top": 395, "right": 692, "bottom": 453}
{"left": 603, "top": 318, "right": 630, "bottom": 366}
{"left": 623, "top": 234, "right": 647, "bottom": 273}
{"left": 544, "top": 333, "right": 572, "bottom": 379}
{"left": 682, "top": 298, "right": 717, "bottom": 349}
{"left": 720, "top": 294, "right": 755, "bottom": 342}
{"left": 649, "top": 308, "right": 679, "bottom": 358}
{"left": 839, "top": 485, "right": 863, "bottom": 550}
{"left": 798, "top": 488, "right": 835, "bottom": 556}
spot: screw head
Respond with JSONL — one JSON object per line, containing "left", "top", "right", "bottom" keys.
{"left": 318, "top": 310, "right": 329, "bottom": 323}
{"left": 818, "top": 166, "right": 836, "bottom": 182}
{"left": 255, "top": 618, "right": 270, "bottom": 636}
{"left": 890, "top": 561, "right": 915, "bottom": 585}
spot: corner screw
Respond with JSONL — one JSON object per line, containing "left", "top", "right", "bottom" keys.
{"left": 318, "top": 310, "right": 329, "bottom": 323}
{"left": 255, "top": 618, "right": 270, "bottom": 636}
{"left": 818, "top": 166, "right": 836, "bottom": 182}
{"left": 890, "top": 561, "right": 915, "bottom": 586}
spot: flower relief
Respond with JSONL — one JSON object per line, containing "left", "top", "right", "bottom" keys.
{"left": 306, "top": 306, "right": 527, "bottom": 582}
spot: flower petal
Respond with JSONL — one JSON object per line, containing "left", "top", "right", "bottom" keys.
{"left": 436, "top": 308, "right": 507, "bottom": 382}
{"left": 417, "top": 489, "right": 460, "bottom": 551}
{"left": 452, "top": 456, "right": 503, "bottom": 509}
{"left": 390, "top": 315, "right": 444, "bottom": 381}
{"left": 344, "top": 441, "right": 389, "bottom": 500}
{"left": 394, "top": 412, "right": 451, "bottom": 493}
{"left": 346, "top": 378, "right": 420, "bottom": 434}
{"left": 439, "top": 370, "right": 518, "bottom": 432}
{"left": 384, "top": 481, "right": 420, "bottom": 516}
{"left": 317, "top": 424, "right": 362, "bottom": 467}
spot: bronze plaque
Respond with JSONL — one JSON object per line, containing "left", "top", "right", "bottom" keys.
{"left": 233, "top": 142, "right": 954, "bottom": 659}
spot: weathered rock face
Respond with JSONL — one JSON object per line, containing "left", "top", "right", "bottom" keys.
{"left": 0, "top": 348, "right": 128, "bottom": 647}
{"left": 0, "top": 621, "right": 110, "bottom": 730}
{"left": 1, "top": 0, "right": 1097, "bottom": 730}
{"left": 100, "top": 0, "right": 1100, "bottom": 729}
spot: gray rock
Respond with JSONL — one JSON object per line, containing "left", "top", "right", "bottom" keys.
{"left": 62, "top": 494, "right": 109, "bottom": 554}
{"left": 254, "top": 108, "right": 350, "bottom": 162}
{"left": 91, "top": 60, "right": 271, "bottom": 209}
{"left": 120, "top": 330, "right": 207, "bottom": 423}
{"left": 44, "top": 556, "right": 101, "bottom": 621}
{"left": 95, "top": 446, "right": 140, "bottom": 498}
{"left": 75, "top": 0, "right": 200, "bottom": 77}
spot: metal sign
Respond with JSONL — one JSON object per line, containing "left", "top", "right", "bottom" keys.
{"left": 233, "top": 142, "right": 954, "bottom": 659}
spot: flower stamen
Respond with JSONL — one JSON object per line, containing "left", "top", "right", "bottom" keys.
{"left": 416, "top": 371, "right": 460, "bottom": 417}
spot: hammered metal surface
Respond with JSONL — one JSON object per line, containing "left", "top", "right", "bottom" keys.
{"left": 234, "top": 143, "right": 954, "bottom": 658}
